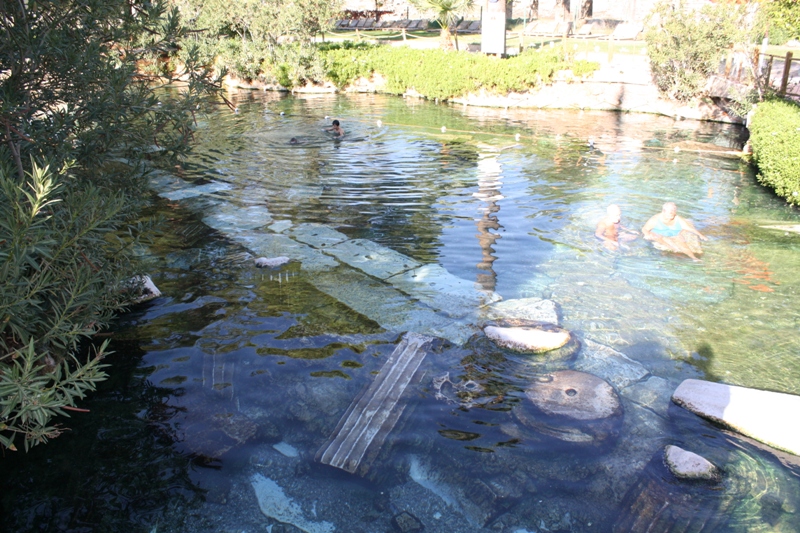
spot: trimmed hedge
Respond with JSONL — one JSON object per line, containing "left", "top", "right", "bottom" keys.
{"left": 749, "top": 99, "right": 800, "bottom": 206}
{"left": 319, "top": 42, "right": 598, "bottom": 100}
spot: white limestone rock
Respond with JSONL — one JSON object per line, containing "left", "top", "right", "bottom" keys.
{"left": 272, "top": 441, "right": 299, "bottom": 458}
{"left": 251, "top": 474, "right": 334, "bottom": 533}
{"left": 664, "top": 445, "right": 720, "bottom": 481}
{"left": 760, "top": 224, "right": 800, "bottom": 235}
{"left": 672, "top": 379, "right": 800, "bottom": 456}
{"left": 131, "top": 275, "right": 161, "bottom": 304}
{"left": 485, "top": 325, "right": 570, "bottom": 353}
{"left": 255, "top": 256, "right": 290, "bottom": 268}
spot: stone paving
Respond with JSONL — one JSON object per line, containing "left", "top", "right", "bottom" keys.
{"left": 147, "top": 169, "right": 499, "bottom": 344}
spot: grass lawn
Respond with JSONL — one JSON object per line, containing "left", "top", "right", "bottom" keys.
{"left": 763, "top": 44, "right": 800, "bottom": 57}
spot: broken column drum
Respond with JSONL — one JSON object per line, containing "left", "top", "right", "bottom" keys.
{"left": 513, "top": 370, "right": 623, "bottom": 446}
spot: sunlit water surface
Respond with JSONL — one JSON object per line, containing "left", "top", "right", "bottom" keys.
{"left": 2, "top": 92, "right": 799, "bottom": 532}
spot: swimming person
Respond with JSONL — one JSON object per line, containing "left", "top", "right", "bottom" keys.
{"left": 326, "top": 119, "right": 344, "bottom": 137}
{"left": 595, "top": 204, "right": 639, "bottom": 250}
{"left": 641, "top": 202, "right": 708, "bottom": 261}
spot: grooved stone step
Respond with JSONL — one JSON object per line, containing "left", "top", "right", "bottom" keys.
{"left": 316, "top": 333, "right": 434, "bottom": 474}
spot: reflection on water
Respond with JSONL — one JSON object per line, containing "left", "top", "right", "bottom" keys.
{"left": 2, "top": 93, "right": 800, "bottom": 532}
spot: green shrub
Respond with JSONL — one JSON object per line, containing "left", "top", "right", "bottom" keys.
{"left": 749, "top": 99, "right": 800, "bottom": 206}
{"left": 320, "top": 44, "right": 598, "bottom": 100}
{"left": 1, "top": 0, "right": 218, "bottom": 451}
{"left": 0, "top": 160, "right": 133, "bottom": 450}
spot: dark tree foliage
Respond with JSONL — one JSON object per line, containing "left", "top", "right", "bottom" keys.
{"left": 0, "top": 0, "right": 219, "bottom": 451}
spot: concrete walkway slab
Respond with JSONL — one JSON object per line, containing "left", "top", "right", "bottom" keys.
{"left": 147, "top": 170, "right": 488, "bottom": 345}
{"left": 310, "top": 269, "right": 473, "bottom": 343}
{"left": 387, "top": 264, "right": 501, "bottom": 318}
{"left": 203, "top": 205, "right": 273, "bottom": 232}
{"left": 575, "top": 339, "right": 650, "bottom": 391}
{"left": 162, "top": 181, "right": 231, "bottom": 201}
{"left": 672, "top": 379, "right": 800, "bottom": 456}
{"left": 326, "top": 238, "right": 421, "bottom": 280}
{"left": 269, "top": 220, "right": 294, "bottom": 233}
{"left": 290, "top": 223, "right": 350, "bottom": 248}
{"left": 233, "top": 232, "right": 338, "bottom": 272}
{"left": 760, "top": 224, "right": 800, "bottom": 235}
{"left": 148, "top": 170, "right": 184, "bottom": 193}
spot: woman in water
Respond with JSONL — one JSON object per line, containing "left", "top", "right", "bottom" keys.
{"left": 642, "top": 202, "right": 708, "bottom": 261}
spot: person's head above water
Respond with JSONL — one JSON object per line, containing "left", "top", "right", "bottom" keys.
{"left": 661, "top": 202, "right": 678, "bottom": 220}
{"left": 290, "top": 137, "right": 299, "bottom": 144}
{"left": 607, "top": 204, "right": 621, "bottom": 223}
{"left": 327, "top": 119, "right": 344, "bottom": 137}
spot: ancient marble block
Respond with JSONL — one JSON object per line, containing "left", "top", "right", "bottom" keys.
{"left": 672, "top": 379, "right": 800, "bottom": 456}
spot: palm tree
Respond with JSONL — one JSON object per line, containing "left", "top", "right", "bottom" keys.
{"left": 411, "top": 0, "right": 476, "bottom": 50}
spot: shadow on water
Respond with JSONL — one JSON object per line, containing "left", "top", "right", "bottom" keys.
{"left": 0, "top": 341, "right": 205, "bottom": 532}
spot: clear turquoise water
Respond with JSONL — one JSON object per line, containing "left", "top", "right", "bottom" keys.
{"left": 2, "top": 92, "right": 799, "bottom": 532}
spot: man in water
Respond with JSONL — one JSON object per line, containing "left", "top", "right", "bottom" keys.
{"left": 326, "top": 119, "right": 344, "bottom": 137}
{"left": 642, "top": 202, "right": 708, "bottom": 261}
{"left": 595, "top": 204, "right": 639, "bottom": 250}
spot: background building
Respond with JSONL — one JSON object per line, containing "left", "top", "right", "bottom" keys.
{"left": 339, "top": 0, "right": 698, "bottom": 23}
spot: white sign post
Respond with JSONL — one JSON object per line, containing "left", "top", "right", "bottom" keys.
{"left": 481, "top": 0, "right": 507, "bottom": 56}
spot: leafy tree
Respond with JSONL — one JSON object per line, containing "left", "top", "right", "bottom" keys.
{"left": 171, "top": 0, "right": 343, "bottom": 85}
{"left": 644, "top": 0, "right": 751, "bottom": 102}
{"left": 410, "top": 0, "right": 475, "bottom": 49}
{"left": 0, "top": 0, "right": 218, "bottom": 451}
{"left": 760, "top": 0, "right": 800, "bottom": 44}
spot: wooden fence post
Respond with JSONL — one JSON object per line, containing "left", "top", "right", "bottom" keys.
{"left": 780, "top": 51, "right": 793, "bottom": 95}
